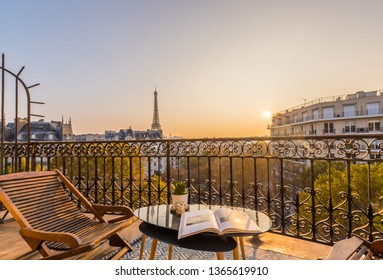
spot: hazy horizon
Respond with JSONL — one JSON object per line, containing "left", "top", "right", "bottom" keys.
{"left": 1, "top": 0, "right": 383, "bottom": 138}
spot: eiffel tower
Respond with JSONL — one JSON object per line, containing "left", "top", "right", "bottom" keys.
{"left": 151, "top": 87, "right": 162, "bottom": 131}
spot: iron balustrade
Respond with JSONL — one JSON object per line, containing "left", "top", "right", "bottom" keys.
{"left": 1, "top": 135, "right": 383, "bottom": 245}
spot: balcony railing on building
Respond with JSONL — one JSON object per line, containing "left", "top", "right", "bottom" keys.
{"left": 272, "top": 108, "right": 383, "bottom": 127}
{"left": 1, "top": 136, "right": 383, "bottom": 246}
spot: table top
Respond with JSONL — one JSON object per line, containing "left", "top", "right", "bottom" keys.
{"left": 138, "top": 222, "right": 238, "bottom": 252}
{"left": 133, "top": 204, "right": 272, "bottom": 235}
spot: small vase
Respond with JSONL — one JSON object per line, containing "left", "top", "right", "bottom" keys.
{"left": 171, "top": 194, "right": 188, "bottom": 208}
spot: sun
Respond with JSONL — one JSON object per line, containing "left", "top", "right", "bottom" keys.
{"left": 263, "top": 111, "right": 271, "bottom": 119}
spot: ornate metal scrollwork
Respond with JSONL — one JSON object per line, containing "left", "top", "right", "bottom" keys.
{"left": 2, "top": 135, "right": 383, "bottom": 244}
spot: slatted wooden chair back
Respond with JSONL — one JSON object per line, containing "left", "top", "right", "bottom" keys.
{"left": 0, "top": 170, "right": 134, "bottom": 259}
{"left": 0, "top": 171, "right": 89, "bottom": 232}
{"left": 325, "top": 236, "right": 372, "bottom": 260}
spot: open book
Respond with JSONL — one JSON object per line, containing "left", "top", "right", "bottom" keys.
{"left": 178, "top": 208, "right": 261, "bottom": 239}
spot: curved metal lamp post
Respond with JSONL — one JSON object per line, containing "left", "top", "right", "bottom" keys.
{"left": 0, "top": 53, "right": 42, "bottom": 173}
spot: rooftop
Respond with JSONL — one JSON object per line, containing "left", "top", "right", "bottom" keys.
{"left": 273, "top": 90, "right": 383, "bottom": 117}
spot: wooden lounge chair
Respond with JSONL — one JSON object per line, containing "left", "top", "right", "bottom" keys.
{"left": 0, "top": 169, "right": 136, "bottom": 260}
{"left": 325, "top": 234, "right": 383, "bottom": 260}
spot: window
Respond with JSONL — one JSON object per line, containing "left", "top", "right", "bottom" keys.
{"left": 371, "top": 140, "right": 382, "bottom": 150}
{"left": 343, "top": 104, "right": 356, "bottom": 117}
{"left": 284, "top": 116, "right": 290, "bottom": 124}
{"left": 313, "top": 109, "right": 319, "bottom": 120}
{"left": 309, "top": 124, "right": 316, "bottom": 135}
{"left": 344, "top": 121, "right": 356, "bottom": 133}
{"left": 369, "top": 121, "right": 381, "bottom": 132}
{"left": 367, "top": 102, "right": 379, "bottom": 115}
{"left": 47, "top": 134, "right": 55, "bottom": 141}
{"left": 293, "top": 114, "right": 298, "bottom": 123}
{"left": 302, "top": 111, "right": 308, "bottom": 121}
{"left": 324, "top": 123, "right": 334, "bottom": 133}
{"left": 311, "top": 124, "right": 315, "bottom": 132}
{"left": 323, "top": 107, "right": 334, "bottom": 119}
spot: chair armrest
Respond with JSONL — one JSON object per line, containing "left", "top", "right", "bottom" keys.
{"left": 370, "top": 239, "right": 383, "bottom": 257}
{"left": 92, "top": 204, "right": 134, "bottom": 221}
{"left": 19, "top": 227, "right": 82, "bottom": 250}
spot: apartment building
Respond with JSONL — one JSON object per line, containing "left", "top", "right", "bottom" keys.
{"left": 270, "top": 90, "right": 383, "bottom": 137}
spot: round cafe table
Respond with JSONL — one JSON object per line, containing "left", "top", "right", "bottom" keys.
{"left": 133, "top": 204, "right": 272, "bottom": 260}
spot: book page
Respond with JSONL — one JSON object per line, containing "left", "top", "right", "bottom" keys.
{"left": 178, "top": 209, "right": 219, "bottom": 239}
{"left": 214, "top": 208, "right": 261, "bottom": 234}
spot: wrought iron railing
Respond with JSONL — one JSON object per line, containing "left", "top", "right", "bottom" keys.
{"left": 1, "top": 136, "right": 383, "bottom": 245}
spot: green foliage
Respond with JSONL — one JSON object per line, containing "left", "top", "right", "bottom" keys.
{"left": 173, "top": 181, "right": 188, "bottom": 195}
{"left": 302, "top": 161, "right": 383, "bottom": 208}
{"left": 300, "top": 160, "right": 346, "bottom": 188}
{"left": 297, "top": 161, "right": 383, "bottom": 238}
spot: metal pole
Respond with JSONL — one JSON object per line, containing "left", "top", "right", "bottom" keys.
{"left": 14, "top": 67, "right": 24, "bottom": 172}
{"left": 1, "top": 53, "right": 5, "bottom": 175}
{"left": 25, "top": 84, "right": 32, "bottom": 171}
{"left": 166, "top": 141, "right": 171, "bottom": 204}
{"left": 0, "top": 56, "right": 39, "bottom": 173}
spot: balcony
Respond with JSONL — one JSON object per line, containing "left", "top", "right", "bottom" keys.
{"left": 1, "top": 136, "right": 383, "bottom": 259}
{"left": 271, "top": 108, "right": 383, "bottom": 127}
{"left": 0, "top": 209, "right": 331, "bottom": 260}
{"left": 322, "top": 128, "right": 336, "bottom": 134}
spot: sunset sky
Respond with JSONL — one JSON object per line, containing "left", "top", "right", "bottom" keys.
{"left": 1, "top": 0, "right": 383, "bottom": 138}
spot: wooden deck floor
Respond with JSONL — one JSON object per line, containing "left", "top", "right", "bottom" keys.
{"left": 0, "top": 210, "right": 331, "bottom": 260}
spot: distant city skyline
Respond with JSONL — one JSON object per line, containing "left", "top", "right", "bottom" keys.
{"left": 1, "top": 1, "right": 383, "bottom": 138}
